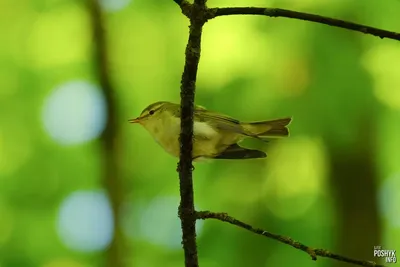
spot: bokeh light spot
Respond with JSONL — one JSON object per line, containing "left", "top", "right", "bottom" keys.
{"left": 262, "top": 137, "right": 327, "bottom": 220}
{"left": 42, "top": 81, "right": 107, "bottom": 145}
{"left": 379, "top": 173, "right": 400, "bottom": 228}
{"left": 27, "top": 4, "right": 91, "bottom": 68}
{"left": 57, "top": 190, "right": 114, "bottom": 252}
{"left": 362, "top": 43, "right": 400, "bottom": 110}
{"left": 200, "top": 19, "right": 271, "bottom": 90}
{"left": 99, "top": 0, "right": 131, "bottom": 12}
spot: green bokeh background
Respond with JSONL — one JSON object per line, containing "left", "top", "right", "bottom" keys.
{"left": 0, "top": 0, "right": 399, "bottom": 266}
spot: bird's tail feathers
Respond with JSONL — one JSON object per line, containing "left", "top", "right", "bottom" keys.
{"left": 242, "top": 117, "right": 292, "bottom": 138}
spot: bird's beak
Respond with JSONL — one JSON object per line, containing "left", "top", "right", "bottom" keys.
{"left": 128, "top": 117, "right": 141, "bottom": 124}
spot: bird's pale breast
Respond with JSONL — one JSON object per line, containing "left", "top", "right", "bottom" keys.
{"left": 153, "top": 115, "right": 238, "bottom": 158}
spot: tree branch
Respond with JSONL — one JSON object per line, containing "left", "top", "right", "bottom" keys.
{"left": 174, "top": 0, "right": 192, "bottom": 18}
{"left": 207, "top": 7, "right": 400, "bottom": 41}
{"left": 197, "top": 211, "right": 384, "bottom": 267}
{"left": 174, "top": 1, "right": 208, "bottom": 267}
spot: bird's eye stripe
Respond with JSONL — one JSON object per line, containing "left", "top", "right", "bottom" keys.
{"left": 140, "top": 104, "right": 163, "bottom": 116}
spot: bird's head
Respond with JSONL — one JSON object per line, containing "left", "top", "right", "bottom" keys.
{"left": 129, "top": 101, "right": 176, "bottom": 133}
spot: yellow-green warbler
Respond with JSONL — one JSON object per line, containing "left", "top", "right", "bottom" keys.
{"left": 129, "top": 101, "right": 292, "bottom": 161}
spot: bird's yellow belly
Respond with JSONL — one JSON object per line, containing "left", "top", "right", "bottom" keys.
{"left": 156, "top": 136, "right": 212, "bottom": 158}
{"left": 151, "top": 117, "right": 241, "bottom": 159}
{"left": 157, "top": 133, "right": 240, "bottom": 159}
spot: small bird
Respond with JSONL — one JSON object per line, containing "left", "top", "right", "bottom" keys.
{"left": 129, "top": 101, "right": 292, "bottom": 161}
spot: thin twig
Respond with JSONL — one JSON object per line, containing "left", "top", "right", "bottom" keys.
{"left": 207, "top": 7, "right": 400, "bottom": 41}
{"left": 173, "top": 0, "right": 208, "bottom": 267}
{"left": 88, "top": 1, "right": 125, "bottom": 267}
{"left": 197, "top": 211, "right": 384, "bottom": 267}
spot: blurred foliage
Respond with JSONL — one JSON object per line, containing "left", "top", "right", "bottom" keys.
{"left": 0, "top": 0, "right": 399, "bottom": 266}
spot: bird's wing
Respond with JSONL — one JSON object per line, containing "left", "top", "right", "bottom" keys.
{"left": 194, "top": 107, "right": 245, "bottom": 134}
{"left": 213, "top": 143, "right": 266, "bottom": 159}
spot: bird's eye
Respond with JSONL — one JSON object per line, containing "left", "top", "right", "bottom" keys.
{"left": 149, "top": 110, "right": 155, "bottom": 115}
